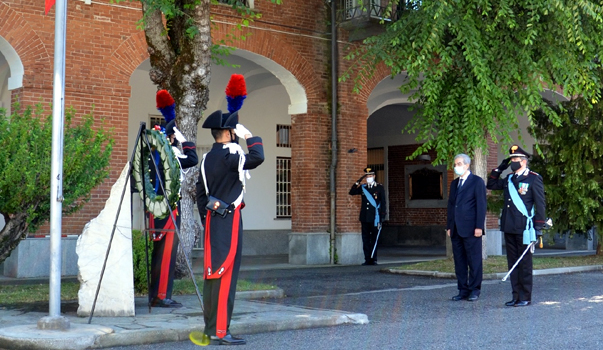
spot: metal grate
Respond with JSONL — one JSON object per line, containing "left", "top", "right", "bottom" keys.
{"left": 276, "top": 124, "right": 291, "bottom": 148}
{"left": 276, "top": 157, "right": 292, "bottom": 218}
{"left": 149, "top": 115, "right": 165, "bottom": 129}
{"left": 367, "top": 147, "right": 385, "bottom": 183}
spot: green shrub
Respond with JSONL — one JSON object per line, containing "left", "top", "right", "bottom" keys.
{"left": 132, "top": 229, "right": 153, "bottom": 294}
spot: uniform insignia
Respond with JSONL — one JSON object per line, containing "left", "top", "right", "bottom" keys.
{"left": 529, "top": 171, "right": 540, "bottom": 176}
{"left": 511, "top": 145, "right": 518, "bottom": 152}
{"left": 518, "top": 182, "right": 529, "bottom": 195}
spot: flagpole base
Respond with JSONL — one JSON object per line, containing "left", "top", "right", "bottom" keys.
{"left": 37, "top": 316, "right": 70, "bottom": 331}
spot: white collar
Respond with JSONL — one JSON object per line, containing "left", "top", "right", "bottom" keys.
{"left": 515, "top": 168, "right": 530, "bottom": 177}
{"left": 459, "top": 171, "right": 471, "bottom": 181}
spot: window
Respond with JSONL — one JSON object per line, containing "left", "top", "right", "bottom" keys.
{"left": 149, "top": 115, "right": 164, "bottom": 129}
{"left": 276, "top": 124, "right": 291, "bottom": 148}
{"left": 216, "top": 0, "right": 249, "bottom": 7}
{"left": 276, "top": 157, "right": 292, "bottom": 218}
{"left": 367, "top": 147, "right": 385, "bottom": 183}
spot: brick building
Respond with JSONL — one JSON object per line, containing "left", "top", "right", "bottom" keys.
{"left": 2, "top": 0, "right": 554, "bottom": 270}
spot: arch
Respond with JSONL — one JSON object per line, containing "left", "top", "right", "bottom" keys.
{"left": 233, "top": 49, "right": 307, "bottom": 115}
{"left": 212, "top": 23, "right": 317, "bottom": 113}
{"left": 0, "top": 3, "right": 50, "bottom": 91}
{"left": 0, "top": 36, "right": 23, "bottom": 90}
{"left": 111, "top": 28, "right": 309, "bottom": 115}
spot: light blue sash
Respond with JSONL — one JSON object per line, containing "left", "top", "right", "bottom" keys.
{"left": 361, "top": 185, "right": 380, "bottom": 227}
{"left": 508, "top": 175, "right": 536, "bottom": 244}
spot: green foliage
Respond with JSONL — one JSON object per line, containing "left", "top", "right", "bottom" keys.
{"left": 115, "top": 0, "right": 281, "bottom": 67}
{"left": 529, "top": 95, "right": 603, "bottom": 245}
{"left": 132, "top": 230, "right": 153, "bottom": 294}
{"left": 0, "top": 103, "right": 114, "bottom": 233}
{"left": 342, "top": 0, "right": 603, "bottom": 164}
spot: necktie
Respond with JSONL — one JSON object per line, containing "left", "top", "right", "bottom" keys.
{"left": 458, "top": 179, "right": 464, "bottom": 188}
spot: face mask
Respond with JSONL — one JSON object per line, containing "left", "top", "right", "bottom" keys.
{"left": 510, "top": 161, "right": 522, "bottom": 172}
{"left": 366, "top": 177, "right": 375, "bottom": 184}
{"left": 453, "top": 166, "right": 465, "bottom": 176}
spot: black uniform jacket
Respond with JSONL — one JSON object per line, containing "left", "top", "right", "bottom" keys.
{"left": 149, "top": 141, "right": 199, "bottom": 196}
{"left": 349, "top": 182, "right": 387, "bottom": 223}
{"left": 196, "top": 137, "right": 265, "bottom": 209}
{"left": 196, "top": 137, "right": 264, "bottom": 278}
{"left": 487, "top": 168, "right": 546, "bottom": 233}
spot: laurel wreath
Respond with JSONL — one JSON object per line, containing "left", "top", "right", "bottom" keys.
{"left": 132, "top": 129, "right": 181, "bottom": 219}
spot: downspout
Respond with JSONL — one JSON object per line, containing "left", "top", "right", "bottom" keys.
{"left": 329, "top": 0, "right": 338, "bottom": 265}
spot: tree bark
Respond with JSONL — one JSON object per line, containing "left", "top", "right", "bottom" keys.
{"left": 0, "top": 213, "right": 29, "bottom": 264}
{"left": 142, "top": 0, "right": 212, "bottom": 277}
{"left": 471, "top": 147, "right": 488, "bottom": 260}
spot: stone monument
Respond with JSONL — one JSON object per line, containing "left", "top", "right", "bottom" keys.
{"left": 77, "top": 164, "right": 135, "bottom": 316}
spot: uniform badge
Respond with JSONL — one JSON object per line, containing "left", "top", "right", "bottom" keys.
{"left": 518, "top": 182, "right": 529, "bottom": 195}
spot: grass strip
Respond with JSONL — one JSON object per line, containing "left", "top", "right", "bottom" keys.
{"left": 0, "top": 277, "right": 276, "bottom": 305}
{"left": 389, "top": 255, "right": 603, "bottom": 274}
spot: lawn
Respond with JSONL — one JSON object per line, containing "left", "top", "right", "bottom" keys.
{"left": 0, "top": 277, "right": 276, "bottom": 305}
{"left": 389, "top": 254, "right": 603, "bottom": 274}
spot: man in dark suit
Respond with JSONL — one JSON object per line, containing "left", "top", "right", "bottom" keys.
{"left": 349, "top": 167, "right": 387, "bottom": 265}
{"left": 447, "top": 154, "right": 487, "bottom": 301}
{"left": 487, "top": 145, "right": 546, "bottom": 307}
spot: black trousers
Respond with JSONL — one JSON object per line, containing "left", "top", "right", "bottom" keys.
{"left": 149, "top": 210, "right": 180, "bottom": 301}
{"left": 361, "top": 221, "right": 380, "bottom": 262}
{"left": 203, "top": 209, "right": 243, "bottom": 338}
{"left": 505, "top": 232, "right": 533, "bottom": 301}
{"left": 450, "top": 227, "right": 483, "bottom": 297}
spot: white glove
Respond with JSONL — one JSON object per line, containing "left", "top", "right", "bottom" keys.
{"left": 173, "top": 127, "right": 186, "bottom": 143}
{"left": 234, "top": 124, "right": 252, "bottom": 138}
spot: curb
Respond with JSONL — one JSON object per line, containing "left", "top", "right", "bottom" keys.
{"left": 384, "top": 265, "right": 603, "bottom": 279}
{"left": 236, "top": 288, "right": 284, "bottom": 300}
{"left": 94, "top": 311, "right": 369, "bottom": 349}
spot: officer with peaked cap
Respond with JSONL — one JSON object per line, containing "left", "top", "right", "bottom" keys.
{"left": 487, "top": 145, "right": 546, "bottom": 307}
{"left": 195, "top": 109, "right": 264, "bottom": 345}
{"left": 349, "top": 167, "right": 387, "bottom": 265}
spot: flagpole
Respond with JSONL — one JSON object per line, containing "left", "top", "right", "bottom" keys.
{"left": 38, "top": 0, "right": 70, "bottom": 330}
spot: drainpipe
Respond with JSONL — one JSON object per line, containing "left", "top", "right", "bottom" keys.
{"left": 329, "top": 0, "right": 338, "bottom": 265}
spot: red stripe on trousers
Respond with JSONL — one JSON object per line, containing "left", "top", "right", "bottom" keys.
{"left": 158, "top": 211, "right": 176, "bottom": 299}
{"left": 215, "top": 207, "right": 241, "bottom": 337}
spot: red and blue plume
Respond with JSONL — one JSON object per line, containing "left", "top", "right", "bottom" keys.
{"left": 156, "top": 89, "right": 176, "bottom": 123}
{"left": 225, "top": 74, "right": 247, "bottom": 113}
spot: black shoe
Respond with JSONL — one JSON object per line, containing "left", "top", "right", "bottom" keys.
{"left": 467, "top": 294, "right": 479, "bottom": 302}
{"left": 151, "top": 298, "right": 183, "bottom": 308}
{"left": 372, "top": 261, "right": 378, "bottom": 265}
{"left": 362, "top": 262, "right": 370, "bottom": 266}
{"left": 505, "top": 300, "right": 518, "bottom": 307}
{"left": 514, "top": 300, "right": 531, "bottom": 307}
{"left": 210, "top": 334, "right": 246, "bottom": 345}
{"left": 451, "top": 294, "right": 467, "bottom": 301}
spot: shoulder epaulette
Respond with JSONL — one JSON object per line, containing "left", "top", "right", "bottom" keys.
{"left": 529, "top": 171, "right": 540, "bottom": 176}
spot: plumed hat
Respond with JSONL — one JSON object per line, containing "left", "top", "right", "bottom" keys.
{"left": 202, "top": 110, "right": 239, "bottom": 129}
{"left": 509, "top": 145, "right": 531, "bottom": 159}
{"left": 202, "top": 74, "right": 247, "bottom": 129}
{"left": 156, "top": 89, "right": 176, "bottom": 124}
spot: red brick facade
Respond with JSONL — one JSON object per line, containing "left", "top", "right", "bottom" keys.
{"left": 1, "top": 0, "right": 498, "bottom": 238}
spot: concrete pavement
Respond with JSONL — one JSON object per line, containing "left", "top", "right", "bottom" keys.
{"left": 0, "top": 246, "right": 598, "bottom": 349}
{"left": 0, "top": 291, "right": 368, "bottom": 349}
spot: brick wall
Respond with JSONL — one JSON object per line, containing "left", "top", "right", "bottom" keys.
{"left": 1, "top": 0, "right": 467, "bottom": 237}
{"left": 387, "top": 145, "right": 450, "bottom": 227}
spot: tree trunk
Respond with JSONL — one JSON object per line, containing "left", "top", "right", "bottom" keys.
{"left": 471, "top": 147, "right": 488, "bottom": 260}
{"left": 0, "top": 213, "right": 29, "bottom": 264}
{"left": 142, "top": 1, "right": 212, "bottom": 278}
